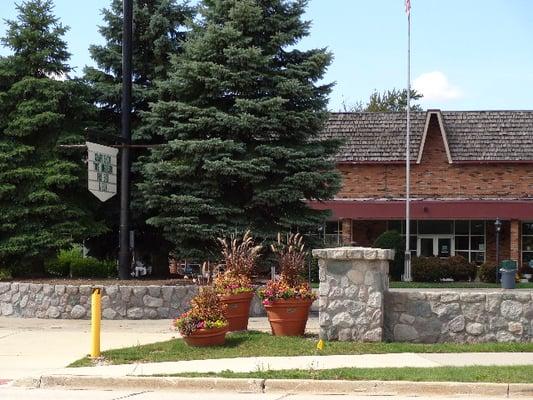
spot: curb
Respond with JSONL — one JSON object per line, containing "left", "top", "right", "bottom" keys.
{"left": 15, "top": 374, "right": 533, "bottom": 397}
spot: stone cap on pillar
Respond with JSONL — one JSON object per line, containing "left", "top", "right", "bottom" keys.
{"left": 312, "top": 247, "right": 395, "bottom": 261}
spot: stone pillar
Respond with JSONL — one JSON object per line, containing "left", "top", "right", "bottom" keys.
{"left": 312, "top": 247, "right": 394, "bottom": 342}
{"left": 340, "top": 218, "right": 352, "bottom": 244}
{"left": 510, "top": 219, "right": 520, "bottom": 264}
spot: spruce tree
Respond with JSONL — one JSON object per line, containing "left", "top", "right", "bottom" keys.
{"left": 83, "top": 0, "right": 194, "bottom": 263}
{"left": 139, "top": 0, "right": 341, "bottom": 259}
{"left": 0, "top": 0, "right": 104, "bottom": 273}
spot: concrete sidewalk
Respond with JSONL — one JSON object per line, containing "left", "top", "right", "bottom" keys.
{"left": 2, "top": 316, "right": 533, "bottom": 387}
{"left": 1, "top": 316, "right": 311, "bottom": 380}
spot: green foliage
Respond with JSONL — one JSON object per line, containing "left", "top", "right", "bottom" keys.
{"left": 412, "top": 256, "right": 444, "bottom": 282}
{"left": 84, "top": 0, "right": 194, "bottom": 260}
{"left": 139, "top": 0, "right": 341, "bottom": 259}
{"left": 444, "top": 255, "right": 477, "bottom": 281}
{"left": 413, "top": 256, "right": 477, "bottom": 282}
{"left": 479, "top": 262, "right": 498, "bottom": 283}
{"left": 373, "top": 230, "right": 405, "bottom": 280}
{"left": 45, "top": 246, "right": 116, "bottom": 278}
{"left": 0, "top": 0, "right": 106, "bottom": 271}
{"left": 342, "top": 88, "right": 422, "bottom": 112}
{"left": 0, "top": 268, "right": 12, "bottom": 281}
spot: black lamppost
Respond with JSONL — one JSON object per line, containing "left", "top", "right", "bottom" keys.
{"left": 118, "top": 0, "right": 133, "bottom": 279}
{"left": 495, "top": 218, "right": 502, "bottom": 282}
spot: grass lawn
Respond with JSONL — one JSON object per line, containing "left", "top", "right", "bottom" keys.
{"left": 310, "top": 282, "right": 533, "bottom": 289}
{"left": 70, "top": 331, "right": 533, "bottom": 367}
{"left": 167, "top": 365, "right": 533, "bottom": 383}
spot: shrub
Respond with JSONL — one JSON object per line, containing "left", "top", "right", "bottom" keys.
{"left": 45, "top": 246, "right": 116, "bottom": 279}
{"left": 412, "top": 256, "right": 443, "bottom": 282}
{"left": 70, "top": 258, "right": 116, "bottom": 279}
{"left": 479, "top": 262, "right": 498, "bottom": 283}
{"left": 0, "top": 268, "right": 12, "bottom": 281}
{"left": 373, "top": 230, "right": 405, "bottom": 281}
{"left": 444, "top": 255, "right": 477, "bottom": 281}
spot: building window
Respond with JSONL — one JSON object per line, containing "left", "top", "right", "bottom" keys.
{"left": 388, "top": 220, "right": 485, "bottom": 264}
{"left": 323, "top": 220, "right": 340, "bottom": 246}
{"left": 522, "top": 222, "right": 533, "bottom": 268}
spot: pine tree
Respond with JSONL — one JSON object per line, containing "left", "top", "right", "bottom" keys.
{"left": 0, "top": 0, "right": 104, "bottom": 273}
{"left": 139, "top": 0, "right": 341, "bottom": 259}
{"left": 83, "top": 0, "right": 194, "bottom": 264}
{"left": 84, "top": 0, "right": 194, "bottom": 140}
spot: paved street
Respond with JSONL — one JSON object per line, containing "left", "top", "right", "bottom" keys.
{"left": 0, "top": 387, "right": 523, "bottom": 400}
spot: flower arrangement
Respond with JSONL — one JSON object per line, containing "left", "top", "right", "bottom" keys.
{"left": 173, "top": 286, "right": 228, "bottom": 336}
{"left": 213, "top": 230, "right": 262, "bottom": 296}
{"left": 258, "top": 232, "right": 316, "bottom": 306}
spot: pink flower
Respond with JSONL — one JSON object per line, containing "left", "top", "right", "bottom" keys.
{"left": 197, "top": 321, "right": 205, "bottom": 329}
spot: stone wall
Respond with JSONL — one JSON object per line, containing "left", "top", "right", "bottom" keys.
{"left": 385, "top": 289, "right": 533, "bottom": 343}
{"left": 0, "top": 282, "right": 318, "bottom": 319}
{"left": 313, "top": 247, "right": 394, "bottom": 342}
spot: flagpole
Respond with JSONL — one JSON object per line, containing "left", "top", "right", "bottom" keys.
{"left": 403, "top": 1, "right": 412, "bottom": 281}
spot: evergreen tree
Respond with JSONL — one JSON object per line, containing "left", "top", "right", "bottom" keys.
{"left": 0, "top": 0, "right": 104, "bottom": 273}
{"left": 139, "top": 0, "right": 341, "bottom": 259}
{"left": 83, "top": 0, "right": 194, "bottom": 264}
{"left": 84, "top": 0, "right": 194, "bottom": 140}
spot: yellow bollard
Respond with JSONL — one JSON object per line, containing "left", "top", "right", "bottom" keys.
{"left": 91, "top": 288, "right": 101, "bottom": 358}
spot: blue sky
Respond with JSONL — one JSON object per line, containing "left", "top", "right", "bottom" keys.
{"left": 1, "top": 0, "right": 533, "bottom": 111}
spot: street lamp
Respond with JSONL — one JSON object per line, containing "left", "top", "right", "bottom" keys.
{"left": 495, "top": 218, "right": 502, "bottom": 283}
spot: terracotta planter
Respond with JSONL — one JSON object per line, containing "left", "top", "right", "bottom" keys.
{"left": 264, "top": 298, "right": 313, "bottom": 336}
{"left": 183, "top": 325, "right": 229, "bottom": 347}
{"left": 220, "top": 292, "right": 253, "bottom": 331}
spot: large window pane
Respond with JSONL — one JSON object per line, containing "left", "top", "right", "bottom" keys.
{"left": 523, "top": 223, "right": 533, "bottom": 236}
{"left": 471, "top": 236, "right": 485, "bottom": 251}
{"left": 456, "top": 251, "right": 469, "bottom": 260}
{"left": 325, "top": 221, "right": 339, "bottom": 234}
{"left": 523, "top": 237, "right": 533, "bottom": 252}
{"left": 471, "top": 220, "right": 485, "bottom": 235}
{"left": 455, "top": 221, "right": 469, "bottom": 235}
{"left": 419, "top": 220, "right": 453, "bottom": 234}
{"left": 456, "top": 236, "right": 469, "bottom": 250}
{"left": 523, "top": 252, "right": 533, "bottom": 265}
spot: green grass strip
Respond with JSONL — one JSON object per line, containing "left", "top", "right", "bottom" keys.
{"left": 70, "top": 331, "right": 533, "bottom": 367}
{"left": 167, "top": 365, "right": 533, "bottom": 383}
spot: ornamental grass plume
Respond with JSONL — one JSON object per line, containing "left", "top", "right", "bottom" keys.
{"left": 259, "top": 232, "right": 316, "bottom": 305}
{"left": 271, "top": 232, "right": 307, "bottom": 287}
{"left": 214, "top": 230, "right": 262, "bottom": 295}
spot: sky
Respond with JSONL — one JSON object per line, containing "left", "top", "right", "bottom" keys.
{"left": 1, "top": 0, "right": 533, "bottom": 111}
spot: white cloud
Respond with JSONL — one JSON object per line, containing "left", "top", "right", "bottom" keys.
{"left": 413, "top": 71, "right": 463, "bottom": 102}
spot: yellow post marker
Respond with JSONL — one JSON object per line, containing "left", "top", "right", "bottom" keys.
{"left": 91, "top": 288, "right": 101, "bottom": 358}
{"left": 316, "top": 339, "right": 324, "bottom": 351}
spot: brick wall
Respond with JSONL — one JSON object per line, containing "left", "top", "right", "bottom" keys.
{"left": 337, "top": 116, "right": 533, "bottom": 199}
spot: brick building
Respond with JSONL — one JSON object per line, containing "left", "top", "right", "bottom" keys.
{"left": 313, "top": 110, "right": 533, "bottom": 268}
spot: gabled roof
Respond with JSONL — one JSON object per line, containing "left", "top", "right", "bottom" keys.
{"left": 322, "top": 110, "right": 533, "bottom": 163}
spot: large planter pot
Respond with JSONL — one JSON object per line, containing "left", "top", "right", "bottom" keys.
{"left": 264, "top": 298, "right": 313, "bottom": 336}
{"left": 220, "top": 291, "right": 254, "bottom": 331}
{"left": 183, "top": 326, "right": 229, "bottom": 347}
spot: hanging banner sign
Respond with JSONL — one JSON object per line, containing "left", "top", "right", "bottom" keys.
{"left": 86, "top": 141, "right": 119, "bottom": 202}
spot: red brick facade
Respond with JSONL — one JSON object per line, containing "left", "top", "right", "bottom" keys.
{"left": 337, "top": 115, "right": 533, "bottom": 200}
{"left": 322, "top": 113, "right": 533, "bottom": 269}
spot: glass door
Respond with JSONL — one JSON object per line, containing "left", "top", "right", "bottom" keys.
{"left": 417, "top": 235, "right": 454, "bottom": 258}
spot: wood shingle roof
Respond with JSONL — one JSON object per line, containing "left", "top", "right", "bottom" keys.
{"left": 322, "top": 110, "right": 533, "bottom": 163}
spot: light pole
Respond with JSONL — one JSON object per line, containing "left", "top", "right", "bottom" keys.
{"left": 495, "top": 218, "right": 502, "bottom": 283}
{"left": 118, "top": 0, "right": 133, "bottom": 279}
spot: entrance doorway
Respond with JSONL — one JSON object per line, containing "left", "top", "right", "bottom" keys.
{"left": 417, "top": 235, "right": 454, "bottom": 258}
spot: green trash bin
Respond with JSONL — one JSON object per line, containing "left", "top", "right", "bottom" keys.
{"left": 500, "top": 260, "right": 517, "bottom": 289}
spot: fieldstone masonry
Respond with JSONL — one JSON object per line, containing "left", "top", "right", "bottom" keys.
{"left": 0, "top": 282, "right": 318, "bottom": 320}
{"left": 312, "top": 247, "right": 394, "bottom": 342}
{"left": 385, "top": 290, "right": 533, "bottom": 343}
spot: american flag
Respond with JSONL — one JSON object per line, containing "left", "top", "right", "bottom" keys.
{"left": 405, "top": 0, "right": 411, "bottom": 16}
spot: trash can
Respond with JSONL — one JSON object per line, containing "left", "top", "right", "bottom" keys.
{"left": 500, "top": 260, "right": 517, "bottom": 289}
